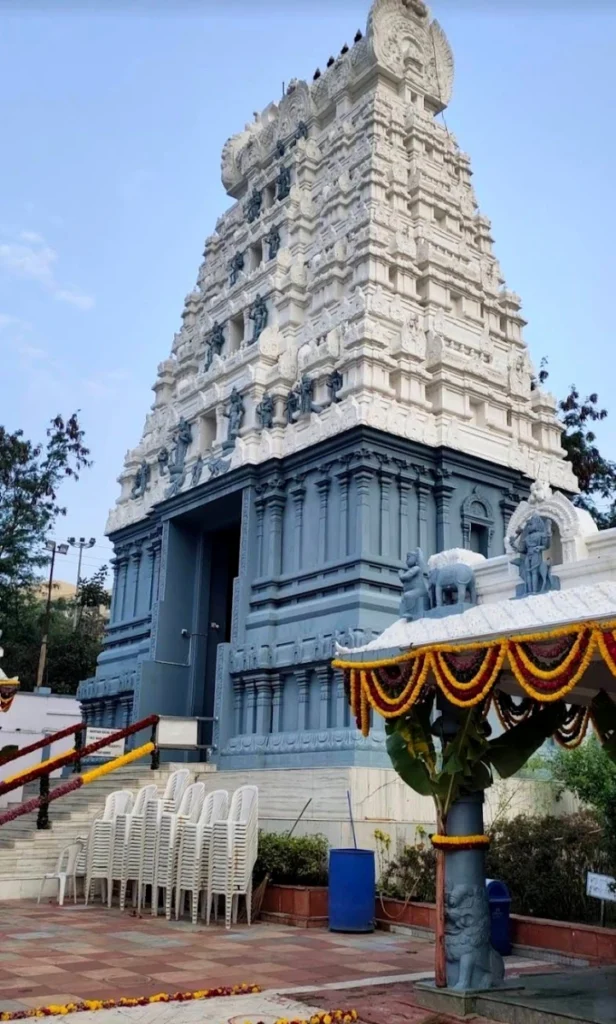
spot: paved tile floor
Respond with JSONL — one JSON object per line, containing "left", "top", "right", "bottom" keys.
{"left": 0, "top": 901, "right": 564, "bottom": 1014}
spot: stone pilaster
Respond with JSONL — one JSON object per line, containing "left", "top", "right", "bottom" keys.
{"left": 334, "top": 669, "right": 348, "bottom": 728}
{"left": 434, "top": 472, "right": 455, "bottom": 552}
{"left": 270, "top": 672, "right": 284, "bottom": 733}
{"left": 255, "top": 673, "right": 273, "bottom": 735}
{"left": 296, "top": 669, "right": 310, "bottom": 732}
{"left": 336, "top": 465, "right": 351, "bottom": 558}
{"left": 397, "top": 471, "right": 413, "bottom": 560}
{"left": 233, "top": 677, "right": 244, "bottom": 735}
{"left": 255, "top": 489, "right": 266, "bottom": 577}
{"left": 316, "top": 474, "right": 331, "bottom": 564}
{"left": 416, "top": 478, "right": 431, "bottom": 552}
{"left": 131, "top": 544, "right": 143, "bottom": 618}
{"left": 353, "top": 467, "right": 374, "bottom": 556}
{"left": 244, "top": 678, "right": 257, "bottom": 735}
{"left": 315, "top": 665, "right": 331, "bottom": 730}
{"left": 291, "top": 476, "right": 307, "bottom": 573}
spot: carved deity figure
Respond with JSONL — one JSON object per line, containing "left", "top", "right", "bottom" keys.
{"left": 298, "top": 375, "right": 315, "bottom": 415}
{"left": 326, "top": 369, "right": 343, "bottom": 404}
{"left": 245, "top": 187, "right": 262, "bottom": 223}
{"left": 158, "top": 418, "right": 193, "bottom": 497}
{"left": 191, "top": 456, "right": 204, "bottom": 487}
{"left": 256, "top": 392, "right": 274, "bottom": 429}
{"left": 509, "top": 512, "right": 560, "bottom": 597}
{"left": 399, "top": 549, "right": 431, "bottom": 621}
{"left": 229, "top": 251, "right": 245, "bottom": 286}
{"left": 204, "top": 321, "right": 224, "bottom": 370}
{"left": 249, "top": 294, "right": 268, "bottom": 342}
{"left": 445, "top": 885, "right": 504, "bottom": 991}
{"left": 224, "top": 387, "right": 245, "bottom": 442}
{"left": 131, "top": 459, "right": 150, "bottom": 499}
{"left": 276, "top": 165, "right": 291, "bottom": 201}
{"left": 264, "top": 226, "right": 281, "bottom": 261}
{"left": 286, "top": 388, "right": 300, "bottom": 424}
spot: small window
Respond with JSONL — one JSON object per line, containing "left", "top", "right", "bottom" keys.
{"left": 506, "top": 409, "right": 512, "bottom": 427}
{"left": 450, "top": 292, "right": 463, "bottom": 316}
{"left": 264, "top": 184, "right": 275, "bottom": 209}
{"left": 229, "top": 313, "right": 244, "bottom": 352}
{"left": 249, "top": 243, "right": 262, "bottom": 271}
{"left": 469, "top": 398, "right": 485, "bottom": 427}
{"left": 499, "top": 316, "right": 507, "bottom": 334}
{"left": 434, "top": 207, "right": 446, "bottom": 225}
{"left": 469, "top": 523, "right": 488, "bottom": 557}
{"left": 388, "top": 265, "right": 397, "bottom": 285}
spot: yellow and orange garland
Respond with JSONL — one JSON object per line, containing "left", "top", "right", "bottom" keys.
{"left": 335, "top": 618, "right": 616, "bottom": 735}
{"left": 430, "top": 834, "right": 490, "bottom": 852}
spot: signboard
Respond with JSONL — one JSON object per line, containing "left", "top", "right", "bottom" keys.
{"left": 586, "top": 872, "right": 616, "bottom": 903}
{"left": 85, "top": 727, "right": 126, "bottom": 760}
{"left": 156, "top": 716, "right": 199, "bottom": 750}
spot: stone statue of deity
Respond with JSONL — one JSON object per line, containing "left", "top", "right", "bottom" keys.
{"left": 249, "top": 294, "right": 268, "bottom": 342}
{"left": 509, "top": 512, "right": 560, "bottom": 597}
{"left": 131, "top": 459, "right": 150, "bottom": 499}
{"left": 326, "top": 370, "right": 343, "bottom": 404}
{"left": 399, "top": 550, "right": 431, "bottom": 621}
{"left": 191, "top": 456, "right": 204, "bottom": 487}
{"left": 229, "top": 251, "right": 244, "bottom": 286}
{"left": 204, "top": 322, "right": 224, "bottom": 370}
{"left": 286, "top": 389, "right": 300, "bottom": 424}
{"left": 276, "top": 165, "right": 291, "bottom": 201}
{"left": 298, "top": 375, "right": 315, "bottom": 415}
{"left": 264, "top": 226, "right": 281, "bottom": 261}
{"left": 245, "top": 187, "right": 263, "bottom": 223}
{"left": 157, "top": 417, "right": 193, "bottom": 497}
{"left": 256, "top": 392, "right": 274, "bottom": 429}
{"left": 223, "top": 387, "right": 245, "bottom": 443}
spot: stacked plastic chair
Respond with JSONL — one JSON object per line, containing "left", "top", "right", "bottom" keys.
{"left": 153, "top": 782, "right": 205, "bottom": 918}
{"left": 85, "top": 790, "right": 134, "bottom": 906}
{"left": 118, "top": 783, "right": 158, "bottom": 911}
{"left": 138, "top": 769, "right": 191, "bottom": 912}
{"left": 162, "top": 768, "right": 191, "bottom": 812}
{"left": 208, "top": 785, "right": 258, "bottom": 929}
{"left": 174, "top": 788, "right": 229, "bottom": 925}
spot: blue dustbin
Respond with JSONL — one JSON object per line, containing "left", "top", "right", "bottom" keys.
{"left": 486, "top": 878, "right": 512, "bottom": 956}
{"left": 328, "top": 848, "right": 375, "bottom": 933}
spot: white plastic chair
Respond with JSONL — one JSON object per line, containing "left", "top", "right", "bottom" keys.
{"left": 85, "top": 790, "right": 134, "bottom": 906}
{"left": 161, "top": 768, "right": 191, "bottom": 812}
{"left": 208, "top": 785, "right": 258, "bottom": 929}
{"left": 119, "top": 784, "right": 158, "bottom": 911}
{"left": 154, "top": 782, "right": 205, "bottom": 919}
{"left": 38, "top": 840, "right": 85, "bottom": 906}
{"left": 175, "top": 788, "right": 229, "bottom": 924}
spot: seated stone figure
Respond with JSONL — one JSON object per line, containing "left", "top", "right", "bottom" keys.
{"left": 445, "top": 885, "right": 504, "bottom": 991}
{"left": 399, "top": 549, "right": 431, "bottom": 621}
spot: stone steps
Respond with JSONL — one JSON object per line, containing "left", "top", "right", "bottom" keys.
{"left": 0, "top": 763, "right": 213, "bottom": 899}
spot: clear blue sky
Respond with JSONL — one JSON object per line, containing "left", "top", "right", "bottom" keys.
{"left": 2, "top": 1, "right": 615, "bottom": 584}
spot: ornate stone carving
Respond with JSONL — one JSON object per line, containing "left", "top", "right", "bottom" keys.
{"left": 264, "top": 225, "right": 281, "bottom": 260}
{"left": 229, "top": 251, "right": 245, "bottom": 286}
{"left": 256, "top": 393, "right": 274, "bottom": 429}
{"left": 157, "top": 417, "right": 192, "bottom": 497}
{"left": 399, "top": 549, "right": 431, "bottom": 621}
{"left": 461, "top": 487, "right": 495, "bottom": 554}
{"left": 275, "top": 165, "right": 291, "bottom": 201}
{"left": 223, "top": 387, "right": 245, "bottom": 447}
{"left": 204, "top": 322, "right": 224, "bottom": 370}
{"left": 508, "top": 513, "right": 561, "bottom": 597}
{"left": 445, "top": 885, "right": 504, "bottom": 991}
{"left": 245, "top": 187, "right": 263, "bottom": 223}
{"left": 131, "top": 459, "right": 150, "bottom": 499}
{"left": 326, "top": 370, "right": 343, "bottom": 404}
{"left": 249, "top": 294, "right": 268, "bottom": 342}
{"left": 191, "top": 455, "right": 204, "bottom": 487}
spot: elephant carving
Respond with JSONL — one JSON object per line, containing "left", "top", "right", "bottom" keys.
{"left": 429, "top": 562, "right": 476, "bottom": 609}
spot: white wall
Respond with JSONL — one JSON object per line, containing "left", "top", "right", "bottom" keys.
{"left": 0, "top": 692, "right": 81, "bottom": 808}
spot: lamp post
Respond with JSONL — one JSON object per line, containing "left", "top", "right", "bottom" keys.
{"left": 68, "top": 536, "right": 96, "bottom": 627}
{"left": 35, "top": 540, "right": 69, "bottom": 692}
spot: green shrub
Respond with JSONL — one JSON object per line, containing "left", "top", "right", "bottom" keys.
{"left": 486, "top": 811, "right": 611, "bottom": 924}
{"left": 254, "top": 831, "right": 329, "bottom": 886}
{"left": 376, "top": 812, "right": 613, "bottom": 925}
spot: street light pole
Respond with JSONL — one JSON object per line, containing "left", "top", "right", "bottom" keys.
{"left": 67, "top": 536, "right": 96, "bottom": 627}
{"left": 35, "top": 540, "right": 69, "bottom": 692}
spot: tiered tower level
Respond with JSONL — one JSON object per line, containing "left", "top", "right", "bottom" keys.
{"left": 82, "top": 0, "right": 576, "bottom": 769}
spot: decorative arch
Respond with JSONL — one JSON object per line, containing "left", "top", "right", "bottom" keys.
{"left": 461, "top": 487, "right": 495, "bottom": 556}
{"left": 505, "top": 484, "right": 598, "bottom": 564}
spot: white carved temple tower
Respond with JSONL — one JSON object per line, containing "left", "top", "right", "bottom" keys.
{"left": 81, "top": 0, "right": 576, "bottom": 772}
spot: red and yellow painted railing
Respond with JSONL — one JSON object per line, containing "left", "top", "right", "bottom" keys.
{"left": 0, "top": 715, "right": 160, "bottom": 830}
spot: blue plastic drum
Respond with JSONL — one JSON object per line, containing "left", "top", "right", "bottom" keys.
{"left": 328, "top": 848, "right": 375, "bottom": 933}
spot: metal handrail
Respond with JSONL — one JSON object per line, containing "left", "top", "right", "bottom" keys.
{"left": 0, "top": 720, "right": 86, "bottom": 768}
{"left": 0, "top": 714, "right": 160, "bottom": 829}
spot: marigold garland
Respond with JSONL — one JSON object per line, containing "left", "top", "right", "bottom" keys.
{"left": 335, "top": 617, "right": 616, "bottom": 730}
{"left": 430, "top": 834, "right": 490, "bottom": 851}
{"left": 254, "top": 1014, "right": 358, "bottom": 1024}
{"left": 0, "top": 983, "right": 261, "bottom": 1020}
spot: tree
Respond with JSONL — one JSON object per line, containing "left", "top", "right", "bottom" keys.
{"left": 551, "top": 737, "right": 616, "bottom": 876}
{"left": 0, "top": 568, "right": 109, "bottom": 695}
{"left": 0, "top": 414, "right": 91, "bottom": 612}
{"left": 533, "top": 359, "right": 616, "bottom": 528}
